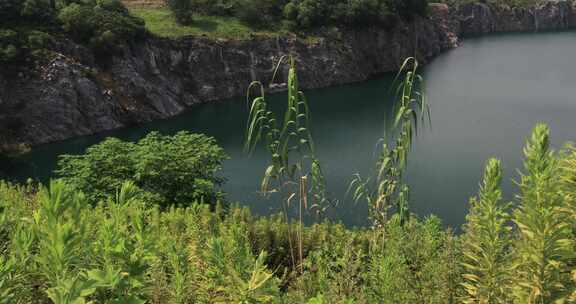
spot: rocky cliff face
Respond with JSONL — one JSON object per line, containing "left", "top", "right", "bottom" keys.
{"left": 1, "top": 1, "right": 574, "bottom": 147}
{"left": 459, "top": 0, "right": 576, "bottom": 33}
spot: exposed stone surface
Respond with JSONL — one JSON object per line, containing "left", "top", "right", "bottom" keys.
{"left": 459, "top": 0, "right": 576, "bottom": 33}
{"left": 1, "top": 1, "right": 575, "bottom": 147}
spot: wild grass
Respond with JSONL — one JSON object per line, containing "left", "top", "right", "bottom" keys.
{"left": 349, "top": 57, "right": 429, "bottom": 230}
{"left": 244, "top": 56, "right": 331, "bottom": 273}
{"left": 130, "top": 7, "right": 282, "bottom": 39}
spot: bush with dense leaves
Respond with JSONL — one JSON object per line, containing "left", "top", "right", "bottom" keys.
{"left": 166, "top": 0, "right": 406, "bottom": 29}
{"left": 168, "top": 0, "right": 194, "bottom": 25}
{"left": 57, "top": 1, "right": 145, "bottom": 52}
{"left": 0, "top": 0, "right": 143, "bottom": 62}
{"left": 235, "top": 0, "right": 284, "bottom": 27}
{"left": 283, "top": 0, "right": 394, "bottom": 29}
{"left": 0, "top": 0, "right": 55, "bottom": 63}
{"left": 0, "top": 28, "right": 53, "bottom": 63}
{"left": 56, "top": 131, "right": 229, "bottom": 208}
{"left": 0, "top": 30, "right": 20, "bottom": 63}
{"left": 0, "top": 0, "right": 55, "bottom": 24}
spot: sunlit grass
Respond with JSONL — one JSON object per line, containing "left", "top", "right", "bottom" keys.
{"left": 129, "top": 8, "right": 282, "bottom": 39}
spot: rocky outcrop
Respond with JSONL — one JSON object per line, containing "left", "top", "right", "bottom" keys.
{"left": 0, "top": 7, "right": 458, "bottom": 146}
{"left": 459, "top": 0, "right": 576, "bottom": 33}
{"left": 0, "top": 1, "right": 574, "bottom": 147}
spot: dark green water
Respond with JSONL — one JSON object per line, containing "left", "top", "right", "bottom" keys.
{"left": 5, "top": 31, "right": 576, "bottom": 229}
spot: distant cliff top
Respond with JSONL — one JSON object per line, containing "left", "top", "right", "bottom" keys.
{"left": 122, "top": 0, "right": 166, "bottom": 8}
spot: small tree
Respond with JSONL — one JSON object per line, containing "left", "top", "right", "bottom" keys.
{"left": 235, "top": 0, "right": 281, "bottom": 27}
{"left": 168, "top": 0, "right": 193, "bottom": 25}
{"left": 58, "top": 1, "right": 145, "bottom": 52}
{"left": 57, "top": 131, "right": 228, "bottom": 207}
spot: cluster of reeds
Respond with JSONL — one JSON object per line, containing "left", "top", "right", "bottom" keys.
{"left": 348, "top": 57, "right": 429, "bottom": 232}
{"left": 244, "top": 56, "right": 331, "bottom": 273}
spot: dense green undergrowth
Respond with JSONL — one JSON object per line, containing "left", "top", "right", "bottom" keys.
{"left": 163, "top": 0, "right": 550, "bottom": 34}
{"left": 166, "top": 0, "right": 428, "bottom": 30}
{"left": 1, "top": 123, "right": 576, "bottom": 303}
{"left": 0, "top": 0, "right": 145, "bottom": 64}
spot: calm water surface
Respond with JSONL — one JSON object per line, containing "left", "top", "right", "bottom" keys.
{"left": 5, "top": 31, "right": 576, "bottom": 229}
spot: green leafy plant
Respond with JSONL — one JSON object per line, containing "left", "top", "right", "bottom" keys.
{"left": 57, "top": 1, "right": 145, "bottom": 52}
{"left": 244, "top": 56, "right": 331, "bottom": 271}
{"left": 57, "top": 131, "right": 228, "bottom": 208}
{"left": 512, "top": 124, "right": 575, "bottom": 303}
{"left": 349, "top": 57, "right": 429, "bottom": 230}
{"left": 460, "top": 158, "right": 512, "bottom": 303}
{"left": 168, "top": 0, "right": 194, "bottom": 25}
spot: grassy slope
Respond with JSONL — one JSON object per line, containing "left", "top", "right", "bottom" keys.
{"left": 130, "top": 8, "right": 283, "bottom": 39}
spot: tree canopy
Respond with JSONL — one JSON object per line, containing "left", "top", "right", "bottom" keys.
{"left": 56, "top": 131, "right": 228, "bottom": 207}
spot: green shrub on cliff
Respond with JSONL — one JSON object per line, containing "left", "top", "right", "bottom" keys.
{"left": 0, "top": 30, "right": 20, "bottom": 63}
{"left": 0, "top": 0, "right": 55, "bottom": 24}
{"left": 0, "top": 0, "right": 145, "bottom": 62}
{"left": 164, "top": 0, "right": 424, "bottom": 31}
{"left": 58, "top": 1, "right": 145, "bottom": 52}
{"left": 283, "top": 0, "right": 395, "bottom": 29}
{"left": 0, "top": 0, "right": 58, "bottom": 63}
{"left": 235, "top": 0, "right": 282, "bottom": 27}
{"left": 168, "top": 0, "right": 194, "bottom": 24}
{"left": 0, "top": 28, "right": 53, "bottom": 64}
{"left": 0, "top": 0, "right": 144, "bottom": 63}
{"left": 57, "top": 131, "right": 228, "bottom": 208}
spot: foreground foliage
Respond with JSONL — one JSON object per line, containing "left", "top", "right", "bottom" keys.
{"left": 0, "top": 178, "right": 458, "bottom": 303}
{"left": 1, "top": 123, "right": 576, "bottom": 303}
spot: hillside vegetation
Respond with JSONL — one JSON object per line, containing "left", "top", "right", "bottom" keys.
{"left": 127, "top": 0, "right": 429, "bottom": 39}
{"left": 0, "top": 0, "right": 555, "bottom": 60}
{"left": 129, "top": 7, "right": 279, "bottom": 38}
{"left": 0, "top": 0, "right": 145, "bottom": 64}
{"left": 164, "top": 0, "right": 428, "bottom": 30}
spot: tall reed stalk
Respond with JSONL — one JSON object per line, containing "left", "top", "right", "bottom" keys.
{"left": 244, "top": 56, "right": 329, "bottom": 272}
{"left": 349, "top": 57, "right": 429, "bottom": 236}
{"left": 245, "top": 57, "right": 429, "bottom": 268}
